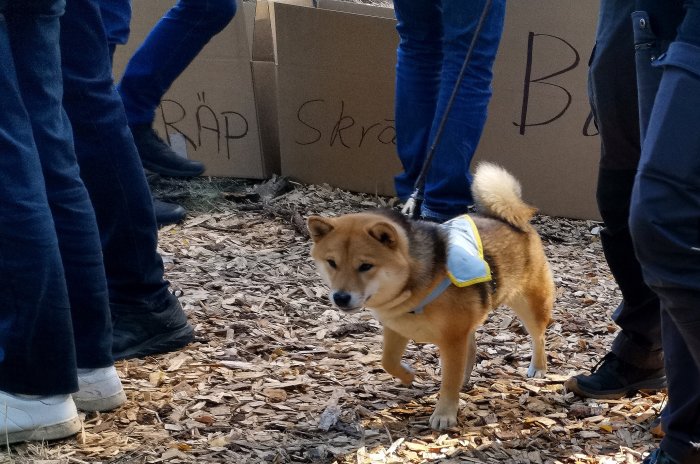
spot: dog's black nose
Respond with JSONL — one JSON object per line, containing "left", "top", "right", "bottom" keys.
{"left": 332, "top": 291, "right": 352, "bottom": 307}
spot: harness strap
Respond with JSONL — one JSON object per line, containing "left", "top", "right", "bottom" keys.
{"left": 410, "top": 277, "right": 452, "bottom": 314}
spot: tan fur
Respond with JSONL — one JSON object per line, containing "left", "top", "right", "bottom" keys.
{"left": 307, "top": 163, "right": 555, "bottom": 430}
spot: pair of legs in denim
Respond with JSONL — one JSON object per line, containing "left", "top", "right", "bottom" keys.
{"left": 0, "top": 0, "right": 112, "bottom": 394}
{"left": 591, "top": 1, "right": 700, "bottom": 461}
{"left": 392, "top": 0, "right": 506, "bottom": 222}
{"left": 0, "top": 0, "right": 183, "bottom": 395}
{"left": 99, "top": 0, "right": 236, "bottom": 126}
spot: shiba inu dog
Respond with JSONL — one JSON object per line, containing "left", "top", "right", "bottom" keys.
{"left": 307, "top": 162, "right": 554, "bottom": 430}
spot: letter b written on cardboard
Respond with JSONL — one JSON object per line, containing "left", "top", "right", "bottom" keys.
{"left": 514, "top": 33, "right": 580, "bottom": 135}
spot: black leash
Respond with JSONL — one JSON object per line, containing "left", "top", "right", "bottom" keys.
{"left": 401, "top": 0, "right": 494, "bottom": 219}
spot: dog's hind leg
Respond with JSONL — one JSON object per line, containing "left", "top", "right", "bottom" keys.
{"left": 508, "top": 285, "right": 553, "bottom": 379}
{"left": 381, "top": 327, "right": 414, "bottom": 385}
{"left": 464, "top": 330, "right": 477, "bottom": 385}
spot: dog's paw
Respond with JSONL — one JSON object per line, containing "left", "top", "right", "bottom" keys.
{"left": 527, "top": 362, "right": 546, "bottom": 379}
{"left": 397, "top": 362, "right": 415, "bottom": 386}
{"left": 429, "top": 408, "right": 458, "bottom": 431}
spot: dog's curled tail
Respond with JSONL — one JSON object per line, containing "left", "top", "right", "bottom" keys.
{"left": 471, "top": 162, "right": 537, "bottom": 230}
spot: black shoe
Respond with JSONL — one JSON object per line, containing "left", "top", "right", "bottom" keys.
{"left": 130, "top": 124, "right": 205, "bottom": 178}
{"left": 564, "top": 353, "right": 666, "bottom": 399}
{"left": 154, "top": 199, "right": 186, "bottom": 227}
{"left": 643, "top": 449, "right": 680, "bottom": 464}
{"left": 112, "top": 292, "right": 195, "bottom": 360}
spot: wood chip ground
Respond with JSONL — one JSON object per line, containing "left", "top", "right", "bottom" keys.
{"left": 2, "top": 178, "right": 666, "bottom": 464}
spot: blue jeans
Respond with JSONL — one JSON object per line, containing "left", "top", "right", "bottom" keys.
{"left": 100, "top": 0, "right": 236, "bottom": 126}
{"left": 60, "top": 0, "right": 173, "bottom": 313}
{"left": 0, "top": 0, "right": 112, "bottom": 395}
{"left": 392, "top": 0, "right": 505, "bottom": 221}
{"left": 623, "top": 2, "right": 700, "bottom": 463}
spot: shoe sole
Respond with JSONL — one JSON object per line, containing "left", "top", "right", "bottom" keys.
{"left": 564, "top": 376, "right": 667, "bottom": 399}
{"left": 72, "top": 390, "right": 127, "bottom": 413}
{"left": 4, "top": 416, "right": 81, "bottom": 444}
{"left": 113, "top": 324, "right": 195, "bottom": 360}
{"left": 142, "top": 161, "right": 205, "bottom": 178}
{"left": 156, "top": 212, "right": 186, "bottom": 227}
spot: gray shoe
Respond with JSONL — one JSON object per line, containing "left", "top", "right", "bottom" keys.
{"left": 72, "top": 366, "right": 127, "bottom": 412}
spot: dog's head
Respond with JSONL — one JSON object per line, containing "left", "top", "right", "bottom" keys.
{"left": 307, "top": 212, "right": 412, "bottom": 313}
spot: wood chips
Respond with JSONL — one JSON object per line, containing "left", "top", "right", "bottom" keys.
{"left": 4, "top": 179, "right": 666, "bottom": 464}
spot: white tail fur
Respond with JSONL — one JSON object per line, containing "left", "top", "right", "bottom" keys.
{"left": 471, "top": 162, "right": 537, "bottom": 229}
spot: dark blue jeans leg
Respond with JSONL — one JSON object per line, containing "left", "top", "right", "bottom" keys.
{"left": 0, "top": 1, "right": 77, "bottom": 395}
{"left": 7, "top": 1, "right": 113, "bottom": 371}
{"left": 115, "top": 0, "right": 237, "bottom": 125}
{"left": 631, "top": 47, "right": 700, "bottom": 290}
{"left": 392, "top": 0, "right": 443, "bottom": 204}
{"left": 630, "top": 41, "right": 700, "bottom": 464}
{"left": 589, "top": 0, "right": 662, "bottom": 369}
{"left": 99, "top": 0, "right": 131, "bottom": 55}
{"left": 393, "top": 0, "right": 505, "bottom": 221}
{"left": 657, "top": 304, "right": 700, "bottom": 464}
{"left": 60, "top": 0, "right": 172, "bottom": 311}
{"left": 421, "top": 0, "right": 505, "bottom": 220}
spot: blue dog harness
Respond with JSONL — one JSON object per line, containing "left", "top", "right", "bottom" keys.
{"left": 412, "top": 215, "right": 492, "bottom": 314}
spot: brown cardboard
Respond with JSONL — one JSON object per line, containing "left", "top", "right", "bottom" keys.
{"left": 247, "top": 0, "right": 312, "bottom": 178}
{"left": 251, "top": 61, "right": 281, "bottom": 175}
{"left": 112, "top": 0, "right": 270, "bottom": 179}
{"left": 249, "top": 0, "right": 318, "bottom": 177}
{"left": 472, "top": 1, "right": 600, "bottom": 220}
{"left": 271, "top": 0, "right": 601, "bottom": 219}
{"left": 314, "top": 0, "right": 394, "bottom": 18}
{"left": 272, "top": 1, "right": 402, "bottom": 197}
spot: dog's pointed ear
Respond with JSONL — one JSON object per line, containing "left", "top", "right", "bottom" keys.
{"left": 367, "top": 221, "right": 400, "bottom": 248}
{"left": 307, "top": 216, "right": 334, "bottom": 242}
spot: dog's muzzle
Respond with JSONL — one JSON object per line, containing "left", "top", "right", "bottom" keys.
{"left": 331, "top": 291, "right": 362, "bottom": 312}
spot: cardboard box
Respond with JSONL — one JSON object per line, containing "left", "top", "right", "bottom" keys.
{"left": 271, "top": 0, "right": 403, "bottom": 198}
{"left": 112, "top": 0, "right": 272, "bottom": 179}
{"left": 270, "top": 0, "right": 601, "bottom": 219}
{"left": 473, "top": 1, "right": 600, "bottom": 220}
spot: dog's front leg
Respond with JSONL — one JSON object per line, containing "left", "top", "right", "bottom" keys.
{"left": 430, "top": 336, "right": 469, "bottom": 430}
{"left": 381, "top": 327, "right": 414, "bottom": 385}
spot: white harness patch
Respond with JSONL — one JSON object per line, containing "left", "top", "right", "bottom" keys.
{"left": 442, "top": 215, "right": 492, "bottom": 287}
{"left": 411, "top": 215, "right": 491, "bottom": 314}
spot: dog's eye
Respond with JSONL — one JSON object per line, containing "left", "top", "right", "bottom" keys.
{"left": 327, "top": 259, "right": 337, "bottom": 269}
{"left": 358, "top": 263, "right": 374, "bottom": 272}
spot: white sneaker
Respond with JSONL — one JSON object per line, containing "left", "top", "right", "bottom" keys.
{"left": 72, "top": 366, "right": 127, "bottom": 412}
{"left": 0, "top": 391, "right": 81, "bottom": 444}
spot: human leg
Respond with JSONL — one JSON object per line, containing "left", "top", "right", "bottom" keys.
{"left": 5, "top": 0, "right": 126, "bottom": 415}
{"left": 8, "top": 0, "right": 113, "bottom": 373}
{"left": 420, "top": 0, "right": 505, "bottom": 221}
{"left": 392, "top": 0, "right": 443, "bottom": 204}
{"left": 59, "top": 0, "right": 194, "bottom": 359}
{"left": 117, "top": 0, "right": 236, "bottom": 126}
{"left": 116, "top": 0, "right": 236, "bottom": 177}
{"left": 0, "top": 0, "right": 82, "bottom": 443}
{"left": 0, "top": 0, "right": 77, "bottom": 397}
{"left": 630, "top": 29, "right": 700, "bottom": 464}
{"left": 393, "top": 0, "right": 505, "bottom": 222}
{"left": 647, "top": 306, "right": 700, "bottom": 464}
{"left": 565, "top": 0, "right": 667, "bottom": 398}
{"left": 98, "top": 0, "right": 131, "bottom": 59}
